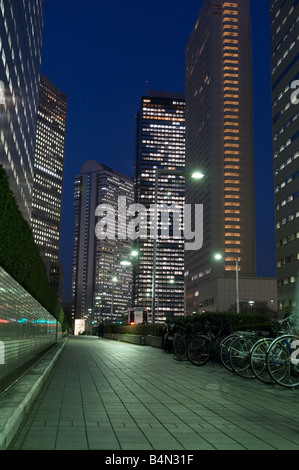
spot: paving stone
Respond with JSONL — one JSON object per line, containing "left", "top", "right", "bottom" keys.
{"left": 5, "top": 336, "right": 299, "bottom": 451}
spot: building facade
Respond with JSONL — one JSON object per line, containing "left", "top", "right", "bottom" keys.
{"left": 185, "top": 0, "right": 258, "bottom": 313}
{"left": 133, "top": 90, "right": 185, "bottom": 320}
{"left": 31, "top": 75, "right": 68, "bottom": 299}
{"left": 72, "top": 161, "right": 134, "bottom": 328}
{"left": 271, "top": 0, "right": 299, "bottom": 312}
{"left": 0, "top": 0, "right": 45, "bottom": 223}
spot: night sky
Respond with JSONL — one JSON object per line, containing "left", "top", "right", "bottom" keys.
{"left": 40, "top": 0, "right": 277, "bottom": 303}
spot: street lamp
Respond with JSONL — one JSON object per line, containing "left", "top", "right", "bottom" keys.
{"left": 191, "top": 171, "right": 205, "bottom": 180}
{"left": 151, "top": 168, "right": 204, "bottom": 323}
{"left": 130, "top": 249, "right": 140, "bottom": 258}
{"left": 120, "top": 248, "right": 140, "bottom": 267}
{"left": 214, "top": 253, "right": 240, "bottom": 314}
{"left": 120, "top": 260, "right": 131, "bottom": 267}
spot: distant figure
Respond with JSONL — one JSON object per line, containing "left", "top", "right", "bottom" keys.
{"left": 98, "top": 322, "right": 104, "bottom": 338}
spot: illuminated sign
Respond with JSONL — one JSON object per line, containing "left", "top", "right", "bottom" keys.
{"left": 74, "top": 319, "right": 85, "bottom": 336}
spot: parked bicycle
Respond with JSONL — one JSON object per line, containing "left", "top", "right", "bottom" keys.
{"left": 266, "top": 334, "right": 299, "bottom": 388}
{"left": 249, "top": 315, "right": 295, "bottom": 384}
{"left": 220, "top": 330, "right": 254, "bottom": 372}
{"left": 173, "top": 322, "right": 197, "bottom": 361}
{"left": 265, "top": 315, "right": 299, "bottom": 388}
{"left": 171, "top": 314, "right": 299, "bottom": 390}
{"left": 228, "top": 331, "right": 264, "bottom": 379}
{"left": 187, "top": 323, "right": 233, "bottom": 367}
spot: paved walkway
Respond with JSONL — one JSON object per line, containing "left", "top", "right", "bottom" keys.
{"left": 8, "top": 336, "right": 299, "bottom": 451}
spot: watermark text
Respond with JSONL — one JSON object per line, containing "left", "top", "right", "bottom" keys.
{"left": 0, "top": 81, "right": 5, "bottom": 105}
{"left": 95, "top": 197, "right": 203, "bottom": 251}
{"left": 290, "top": 80, "right": 299, "bottom": 105}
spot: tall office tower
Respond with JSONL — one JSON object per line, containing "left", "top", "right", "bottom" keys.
{"left": 32, "top": 75, "right": 67, "bottom": 262}
{"left": 72, "top": 161, "right": 134, "bottom": 328}
{"left": 0, "top": 0, "right": 45, "bottom": 223}
{"left": 271, "top": 0, "right": 299, "bottom": 312}
{"left": 133, "top": 90, "right": 185, "bottom": 321}
{"left": 185, "top": 0, "right": 262, "bottom": 313}
{"left": 31, "top": 75, "right": 68, "bottom": 300}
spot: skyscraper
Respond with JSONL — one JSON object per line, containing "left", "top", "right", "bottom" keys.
{"left": 31, "top": 75, "right": 68, "bottom": 300}
{"left": 0, "top": 0, "right": 45, "bottom": 223}
{"left": 271, "top": 0, "right": 299, "bottom": 312}
{"left": 133, "top": 90, "right": 185, "bottom": 320}
{"left": 72, "top": 161, "right": 134, "bottom": 328}
{"left": 31, "top": 75, "right": 68, "bottom": 262}
{"left": 185, "top": 0, "right": 276, "bottom": 313}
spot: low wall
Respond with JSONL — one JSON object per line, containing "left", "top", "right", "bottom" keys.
{"left": 104, "top": 333, "right": 162, "bottom": 348}
{"left": 0, "top": 267, "right": 63, "bottom": 384}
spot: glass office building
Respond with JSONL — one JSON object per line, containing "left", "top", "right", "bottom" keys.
{"left": 133, "top": 90, "right": 185, "bottom": 320}
{"left": 0, "top": 0, "right": 45, "bottom": 223}
{"left": 271, "top": 0, "right": 299, "bottom": 311}
{"left": 31, "top": 75, "right": 68, "bottom": 262}
{"left": 31, "top": 75, "right": 68, "bottom": 301}
{"left": 72, "top": 161, "right": 134, "bottom": 327}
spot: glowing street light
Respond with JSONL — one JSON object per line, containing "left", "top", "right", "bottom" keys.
{"left": 191, "top": 171, "right": 205, "bottom": 180}
{"left": 130, "top": 249, "right": 139, "bottom": 258}
{"left": 120, "top": 260, "right": 131, "bottom": 267}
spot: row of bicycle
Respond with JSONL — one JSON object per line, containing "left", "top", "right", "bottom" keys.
{"left": 163, "top": 316, "right": 299, "bottom": 389}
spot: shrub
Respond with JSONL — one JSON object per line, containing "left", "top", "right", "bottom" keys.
{"left": 103, "top": 312, "right": 272, "bottom": 338}
{"left": 167, "top": 312, "right": 272, "bottom": 333}
{"left": 104, "top": 323, "right": 164, "bottom": 337}
{"left": 0, "top": 165, "right": 67, "bottom": 329}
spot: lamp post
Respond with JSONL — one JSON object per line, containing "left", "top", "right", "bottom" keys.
{"left": 111, "top": 275, "right": 118, "bottom": 318}
{"left": 110, "top": 248, "right": 140, "bottom": 321}
{"left": 214, "top": 253, "right": 240, "bottom": 314}
{"left": 151, "top": 168, "right": 204, "bottom": 323}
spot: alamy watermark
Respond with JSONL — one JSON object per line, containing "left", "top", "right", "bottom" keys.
{"left": 291, "top": 339, "right": 299, "bottom": 365}
{"left": 0, "top": 81, "right": 5, "bottom": 105}
{"left": 290, "top": 80, "right": 299, "bottom": 105}
{"left": 95, "top": 197, "right": 203, "bottom": 251}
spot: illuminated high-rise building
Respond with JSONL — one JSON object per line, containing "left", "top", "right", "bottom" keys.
{"left": 133, "top": 90, "right": 185, "bottom": 320}
{"left": 0, "top": 0, "right": 45, "bottom": 223}
{"left": 270, "top": 0, "right": 299, "bottom": 311}
{"left": 72, "top": 161, "right": 134, "bottom": 327}
{"left": 31, "top": 75, "right": 68, "bottom": 300}
{"left": 32, "top": 75, "right": 68, "bottom": 262}
{"left": 185, "top": 0, "right": 277, "bottom": 313}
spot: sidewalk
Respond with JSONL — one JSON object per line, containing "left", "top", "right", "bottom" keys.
{"left": 7, "top": 336, "right": 299, "bottom": 451}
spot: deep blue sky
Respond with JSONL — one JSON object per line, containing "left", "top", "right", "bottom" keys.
{"left": 40, "top": 0, "right": 276, "bottom": 303}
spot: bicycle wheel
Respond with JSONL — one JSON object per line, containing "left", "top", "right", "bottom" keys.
{"left": 266, "top": 334, "right": 299, "bottom": 388}
{"left": 219, "top": 333, "right": 240, "bottom": 371}
{"left": 187, "top": 335, "right": 211, "bottom": 366}
{"left": 229, "top": 335, "right": 257, "bottom": 379}
{"left": 173, "top": 333, "right": 187, "bottom": 360}
{"left": 250, "top": 338, "right": 275, "bottom": 384}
